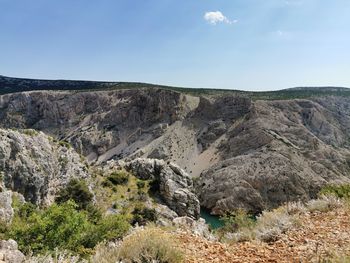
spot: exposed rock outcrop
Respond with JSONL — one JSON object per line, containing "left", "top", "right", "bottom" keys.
{"left": 1, "top": 85, "right": 350, "bottom": 215}
{"left": 0, "top": 240, "right": 25, "bottom": 263}
{"left": 124, "top": 158, "right": 200, "bottom": 219}
{"left": 197, "top": 99, "right": 350, "bottom": 214}
{"left": 172, "top": 216, "right": 214, "bottom": 240}
{"left": 0, "top": 89, "right": 198, "bottom": 163}
{"left": 0, "top": 129, "right": 89, "bottom": 206}
{"left": 0, "top": 191, "right": 13, "bottom": 224}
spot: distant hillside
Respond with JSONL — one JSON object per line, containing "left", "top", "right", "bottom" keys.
{"left": 1, "top": 75, "right": 350, "bottom": 100}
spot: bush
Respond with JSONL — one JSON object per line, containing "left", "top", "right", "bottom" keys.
{"left": 132, "top": 206, "right": 158, "bottom": 226}
{"left": 104, "top": 171, "right": 129, "bottom": 186}
{"left": 306, "top": 195, "right": 343, "bottom": 213}
{"left": 55, "top": 179, "right": 93, "bottom": 210}
{"left": 80, "top": 214, "right": 130, "bottom": 250}
{"left": 22, "top": 129, "right": 39, "bottom": 137}
{"left": 254, "top": 207, "right": 295, "bottom": 242}
{"left": 9, "top": 201, "right": 91, "bottom": 254}
{"left": 7, "top": 201, "right": 130, "bottom": 255}
{"left": 221, "top": 207, "right": 296, "bottom": 243}
{"left": 220, "top": 209, "right": 255, "bottom": 233}
{"left": 92, "top": 227, "right": 184, "bottom": 263}
{"left": 319, "top": 184, "right": 350, "bottom": 199}
{"left": 217, "top": 209, "right": 256, "bottom": 242}
{"left": 136, "top": 180, "right": 146, "bottom": 189}
{"left": 101, "top": 179, "right": 118, "bottom": 192}
{"left": 58, "top": 141, "right": 71, "bottom": 149}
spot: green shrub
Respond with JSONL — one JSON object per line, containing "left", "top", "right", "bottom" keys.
{"left": 81, "top": 214, "right": 130, "bottom": 249}
{"left": 9, "top": 201, "right": 91, "bottom": 254}
{"left": 22, "top": 129, "right": 39, "bottom": 137}
{"left": 220, "top": 209, "right": 255, "bottom": 233}
{"left": 85, "top": 204, "right": 102, "bottom": 224}
{"left": 55, "top": 179, "right": 93, "bottom": 210}
{"left": 101, "top": 179, "right": 114, "bottom": 188}
{"left": 319, "top": 184, "right": 350, "bottom": 199}
{"left": 58, "top": 140, "right": 72, "bottom": 149}
{"left": 132, "top": 206, "right": 158, "bottom": 226}
{"left": 104, "top": 171, "right": 129, "bottom": 186}
{"left": 17, "top": 202, "right": 37, "bottom": 218}
{"left": 7, "top": 201, "right": 130, "bottom": 256}
{"left": 219, "top": 207, "right": 296, "bottom": 243}
{"left": 136, "top": 180, "right": 145, "bottom": 189}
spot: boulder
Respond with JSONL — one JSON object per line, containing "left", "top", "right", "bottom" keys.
{"left": 125, "top": 158, "right": 200, "bottom": 219}
{"left": 0, "top": 191, "right": 13, "bottom": 224}
{"left": 172, "top": 217, "right": 215, "bottom": 240}
{"left": 0, "top": 240, "right": 25, "bottom": 263}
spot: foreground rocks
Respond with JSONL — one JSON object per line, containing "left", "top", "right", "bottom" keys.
{"left": 0, "top": 240, "right": 25, "bottom": 263}
{"left": 125, "top": 158, "right": 200, "bottom": 219}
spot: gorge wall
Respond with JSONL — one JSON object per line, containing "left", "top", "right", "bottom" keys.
{"left": 1, "top": 88, "right": 350, "bottom": 214}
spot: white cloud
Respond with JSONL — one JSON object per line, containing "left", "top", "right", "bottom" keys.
{"left": 204, "top": 11, "right": 237, "bottom": 25}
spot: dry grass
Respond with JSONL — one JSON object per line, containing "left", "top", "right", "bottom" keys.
{"left": 92, "top": 227, "right": 184, "bottom": 263}
{"left": 327, "top": 255, "right": 350, "bottom": 263}
{"left": 25, "top": 250, "right": 85, "bottom": 263}
{"left": 224, "top": 206, "right": 296, "bottom": 243}
{"left": 254, "top": 206, "right": 297, "bottom": 242}
{"left": 225, "top": 195, "right": 345, "bottom": 244}
{"left": 306, "top": 195, "right": 343, "bottom": 213}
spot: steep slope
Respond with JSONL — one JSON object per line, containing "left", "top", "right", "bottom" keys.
{"left": 0, "top": 128, "right": 89, "bottom": 206}
{"left": 198, "top": 98, "right": 350, "bottom": 214}
{"left": 1, "top": 85, "right": 350, "bottom": 214}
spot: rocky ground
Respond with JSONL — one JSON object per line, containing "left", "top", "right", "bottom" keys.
{"left": 178, "top": 206, "right": 350, "bottom": 262}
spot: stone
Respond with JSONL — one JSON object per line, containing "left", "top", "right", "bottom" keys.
{"left": 0, "top": 191, "right": 13, "bottom": 224}
{"left": 125, "top": 158, "right": 200, "bottom": 219}
{"left": 0, "top": 240, "right": 25, "bottom": 263}
{"left": 173, "top": 216, "right": 215, "bottom": 240}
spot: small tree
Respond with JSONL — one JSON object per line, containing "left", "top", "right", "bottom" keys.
{"left": 55, "top": 179, "right": 93, "bottom": 210}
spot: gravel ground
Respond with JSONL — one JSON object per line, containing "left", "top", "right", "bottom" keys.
{"left": 177, "top": 207, "right": 350, "bottom": 262}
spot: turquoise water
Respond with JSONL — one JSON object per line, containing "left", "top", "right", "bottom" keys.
{"left": 200, "top": 209, "right": 224, "bottom": 229}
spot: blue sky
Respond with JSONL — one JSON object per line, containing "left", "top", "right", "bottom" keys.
{"left": 0, "top": 0, "right": 349, "bottom": 91}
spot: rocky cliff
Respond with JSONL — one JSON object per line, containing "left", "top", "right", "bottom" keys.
{"left": 1, "top": 81, "right": 350, "bottom": 215}
{"left": 0, "top": 128, "right": 89, "bottom": 208}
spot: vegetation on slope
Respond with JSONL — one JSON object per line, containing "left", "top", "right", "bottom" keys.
{"left": 0, "top": 169, "right": 158, "bottom": 257}
{"left": 93, "top": 227, "right": 184, "bottom": 263}
{"left": 0, "top": 179, "right": 131, "bottom": 256}
{"left": 1, "top": 75, "right": 350, "bottom": 100}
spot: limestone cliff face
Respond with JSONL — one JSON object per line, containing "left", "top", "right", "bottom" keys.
{"left": 1, "top": 87, "right": 350, "bottom": 215}
{"left": 197, "top": 98, "right": 350, "bottom": 214}
{"left": 0, "top": 89, "right": 197, "bottom": 162}
{"left": 0, "top": 129, "right": 89, "bottom": 206}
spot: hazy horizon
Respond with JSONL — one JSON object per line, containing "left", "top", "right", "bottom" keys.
{"left": 1, "top": 0, "right": 349, "bottom": 91}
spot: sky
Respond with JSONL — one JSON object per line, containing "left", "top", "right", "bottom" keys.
{"left": 0, "top": 0, "right": 350, "bottom": 91}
